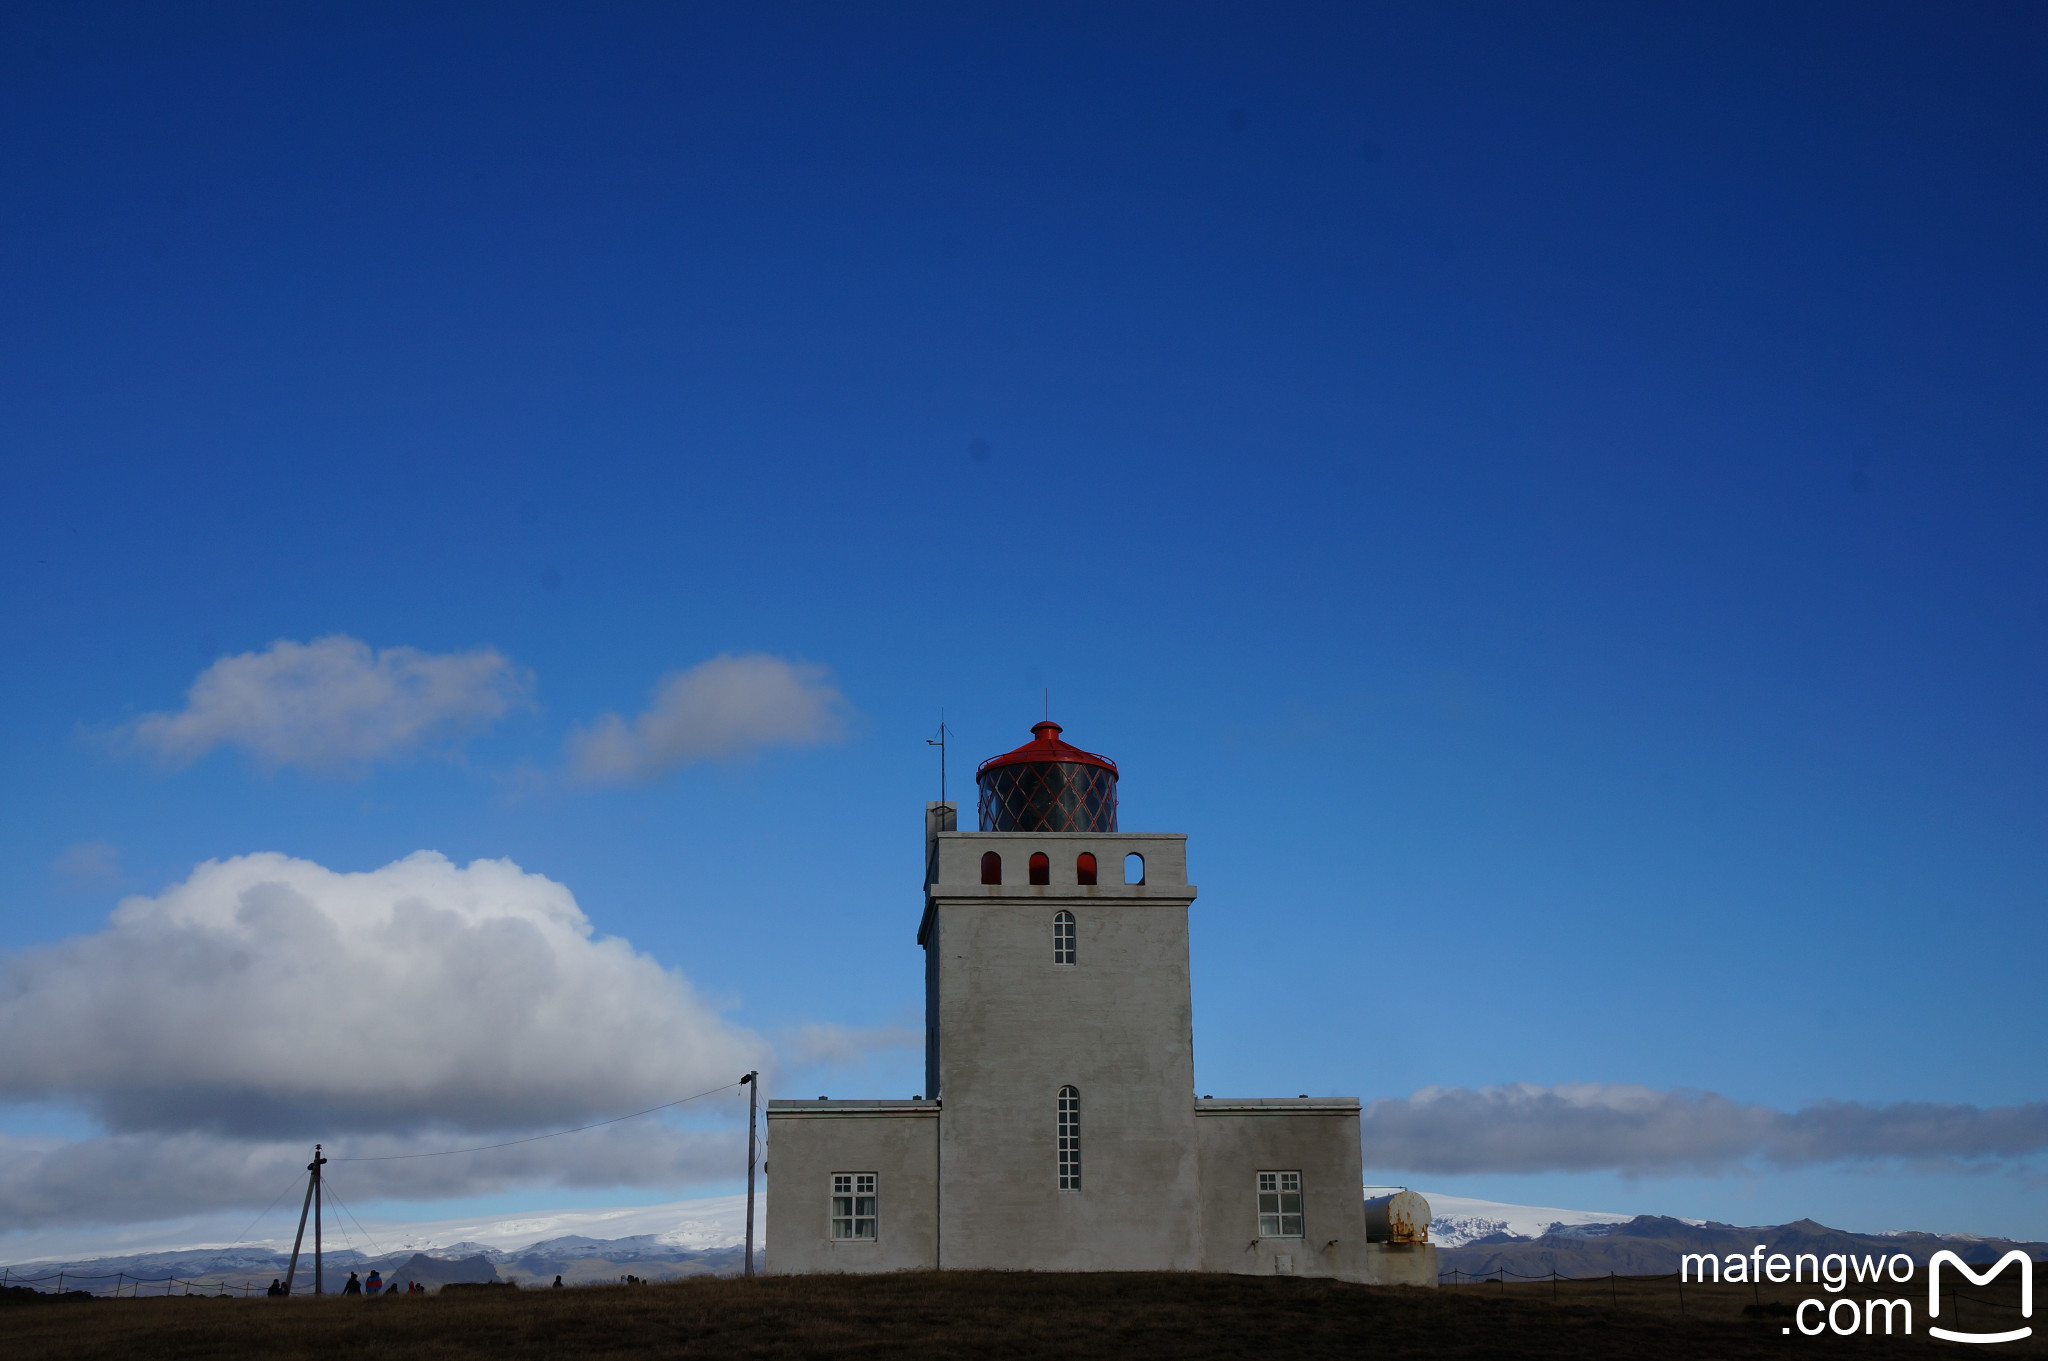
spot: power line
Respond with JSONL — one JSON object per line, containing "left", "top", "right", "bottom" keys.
{"left": 319, "top": 1176, "right": 386, "bottom": 1261}
{"left": 328, "top": 1080, "right": 745, "bottom": 1162}
{"left": 219, "top": 1170, "right": 307, "bottom": 1256}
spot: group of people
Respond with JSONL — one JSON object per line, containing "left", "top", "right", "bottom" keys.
{"left": 262, "top": 1272, "right": 422, "bottom": 1297}
{"left": 342, "top": 1271, "right": 422, "bottom": 1295}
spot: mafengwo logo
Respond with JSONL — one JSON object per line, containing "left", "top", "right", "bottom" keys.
{"left": 1682, "top": 1246, "right": 2035, "bottom": 1342}
{"left": 1928, "top": 1250, "right": 2034, "bottom": 1346}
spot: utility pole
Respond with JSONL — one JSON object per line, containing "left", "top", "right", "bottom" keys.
{"left": 740, "top": 1072, "right": 760, "bottom": 1276}
{"left": 282, "top": 1144, "right": 326, "bottom": 1296}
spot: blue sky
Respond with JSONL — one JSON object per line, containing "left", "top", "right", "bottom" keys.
{"left": 1, "top": 2, "right": 2044, "bottom": 1251}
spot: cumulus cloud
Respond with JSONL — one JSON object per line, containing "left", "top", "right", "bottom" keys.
{"left": 1359, "top": 1083, "right": 2048, "bottom": 1177}
{"left": 0, "top": 1124, "right": 742, "bottom": 1230}
{"left": 124, "top": 636, "right": 531, "bottom": 774}
{"left": 0, "top": 852, "right": 768, "bottom": 1141}
{"left": 566, "top": 654, "right": 848, "bottom": 784}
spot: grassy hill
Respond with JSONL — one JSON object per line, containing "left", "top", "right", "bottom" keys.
{"left": 7, "top": 1267, "right": 2042, "bottom": 1360}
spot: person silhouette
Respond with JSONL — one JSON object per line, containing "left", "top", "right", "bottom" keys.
{"left": 552, "top": 1275, "right": 564, "bottom": 1288}
{"left": 365, "top": 1270, "right": 383, "bottom": 1295}
{"left": 342, "top": 1271, "right": 362, "bottom": 1296}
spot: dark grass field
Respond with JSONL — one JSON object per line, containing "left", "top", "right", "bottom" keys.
{"left": 4, "top": 1269, "right": 2038, "bottom": 1359}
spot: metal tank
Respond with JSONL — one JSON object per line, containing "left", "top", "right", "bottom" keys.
{"left": 975, "top": 721, "right": 1119, "bottom": 832}
{"left": 1364, "top": 1190, "right": 1432, "bottom": 1245}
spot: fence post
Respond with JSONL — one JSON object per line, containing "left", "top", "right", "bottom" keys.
{"left": 57, "top": 1271, "right": 64, "bottom": 1294}
{"left": 1609, "top": 1270, "right": 1616, "bottom": 1306}
{"left": 1499, "top": 1266, "right": 1506, "bottom": 1297}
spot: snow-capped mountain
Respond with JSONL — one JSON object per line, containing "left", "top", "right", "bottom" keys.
{"left": 1413, "top": 1192, "right": 1640, "bottom": 1248}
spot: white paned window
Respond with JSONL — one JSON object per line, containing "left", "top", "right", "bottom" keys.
{"left": 1058, "top": 1087, "right": 1081, "bottom": 1190}
{"left": 1053, "top": 910, "right": 1076, "bottom": 965}
{"left": 1257, "top": 1171, "right": 1303, "bottom": 1237}
{"left": 831, "top": 1173, "right": 877, "bottom": 1240}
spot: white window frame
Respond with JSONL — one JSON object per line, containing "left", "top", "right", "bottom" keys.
{"left": 830, "top": 1172, "right": 877, "bottom": 1241}
{"left": 1053, "top": 910, "right": 1076, "bottom": 966}
{"left": 1257, "top": 1170, "right": 1303, "bottom": 1238}
{"left": 1058, "top": 1087, "right": 1081, "bottom": 1190}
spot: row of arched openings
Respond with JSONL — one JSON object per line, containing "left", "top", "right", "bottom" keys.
{"left": 980, "top": 851, "right": 1143, "bottom": 885}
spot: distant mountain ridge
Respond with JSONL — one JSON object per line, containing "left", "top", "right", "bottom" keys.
{"left": 1437, "top": 1214, "right": 2048, "bottom": 1279}
{"left": 2, "top": 1237, "right": 753, "bottom": 1292}
{"left": 8, "top": 1190, "right": 2039, "bottom": 1292}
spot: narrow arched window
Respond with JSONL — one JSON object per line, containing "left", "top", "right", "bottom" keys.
{"left": 1124, "top": 852, "right": 1145, "bottom": 885}
{"left": 1029, "top": 851, "right": 1050, "bottom": 885}
{"left": 1075, "top": 852, "right": 1097, "bottom": 885}
{"left": 981, "top": 851, "right": 1002, "bottom": 885}
{"left": 1057, "top": 1087, "right": 1081, "bottom": 1190}
{"left": 1053, "top": 910, "right": 1075, "bottom": 965}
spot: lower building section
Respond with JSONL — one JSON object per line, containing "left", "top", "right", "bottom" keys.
{"left": 1195, "top": 1098, "right": 1377, "bottom": 1281}
{"left": 764, "top": 1101, "right": 938, "bottom": 1274}
{"left": 766, "top": 1095, "right": 1438, "bottom": 1286}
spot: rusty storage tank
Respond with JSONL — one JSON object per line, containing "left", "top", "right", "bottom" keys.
{"left": 975, "top": 721, "right": 1119, "bottom": 832}
{"left": 1363, "top": 1190, "right": 1432, "bottom": 1245}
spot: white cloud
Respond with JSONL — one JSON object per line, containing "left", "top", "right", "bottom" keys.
{"left": 1359, "top": 1083, "right": 2048, "bottom": 1176}
{"left": 567, "top": 653, "right": 849, "bottom": 783}
{"left": 0, "top": 852, "right": 768, "bottom": 1147}
{"left": 124, "top": 636, "right": 531, "bottom": 774}
{"left": 52, "top": 842, "right": 122, "bottom": 889}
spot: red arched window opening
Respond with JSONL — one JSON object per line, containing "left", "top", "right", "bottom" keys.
{"left": 981, "top": 851, "right": 1002, "bottom": 885}
{"left": 1075, "top": 852, "right": 1098, "bottom": 886}
{"left": 1029, "top": 852, "right": 1050, "bottom": 885}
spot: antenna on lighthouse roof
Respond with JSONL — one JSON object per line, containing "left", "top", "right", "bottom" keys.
{"left": 1044, "top": 688, "right": 1049, "bottom": 721}
{"left": 926, "top": 712, "right": 948, "bottom": 805}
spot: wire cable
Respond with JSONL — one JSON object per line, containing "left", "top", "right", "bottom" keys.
{"left": 329, "top": 1079, "right": 745, "bottom": 1161}
{"left": 218, "top": 1169, "right": 308, "bottom": 1256}
{"left": 319, "top": 1176, "right": 388, "bottom": 1262}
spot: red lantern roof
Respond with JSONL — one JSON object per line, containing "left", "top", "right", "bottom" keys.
{"left": 976, "top": 721, "right": 1119, "bottom": 776}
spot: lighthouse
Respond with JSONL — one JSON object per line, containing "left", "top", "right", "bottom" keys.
{"left": 764, "top": 720, "right": 1437, "bottom": 1283}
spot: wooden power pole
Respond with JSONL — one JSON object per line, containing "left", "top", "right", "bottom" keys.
{"left": 741, "top": 1072, "right": 759, "bottom": 1276}
{"left": 282, "top": 1144, "right": 326, "bottom": 1296}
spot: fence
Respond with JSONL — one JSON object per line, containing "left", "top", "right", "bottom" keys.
{"left": 2, "top": 1266, "right": 264, "bottom": 1298}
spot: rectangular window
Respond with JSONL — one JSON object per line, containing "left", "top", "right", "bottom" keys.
{"left": 831, "top": 1173, "right": 877, "bottom": 1240}
{"left": 1257, "top": 1171, "right": 1303, "bottom": 1237}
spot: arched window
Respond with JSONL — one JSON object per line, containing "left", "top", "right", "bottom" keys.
{"left": 1057, "top": 1087, "right": 1081, "bottom": 1190}
{"left": 1029, "top": 851, "right": 1050, "bottom": 885}
{"left": 1124, "top": 852, "right": 1145, "bottom": 885}
{"left": 1053, "top": 910, "right": 1075, "bottom": 965}
{"left": 1075, "top": 852, "right": 1097, "bottom": 886}
{"left": 981, "top": 851, "right": 1002, "bottom": 885}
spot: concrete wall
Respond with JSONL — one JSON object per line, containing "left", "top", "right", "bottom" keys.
{"left": 922, "top": 829, "right": 1202, "bottom": 1270}
{"left": 1194, "top": 1100, "right": 1377, "bottom": 1281}
{"left": 1360, "top": 1242, "right": 1440, "bottom": 1286}
{"left": 764, "top": 1101, "right": 937, "bottom": 1274}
